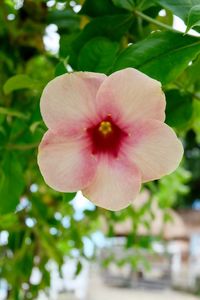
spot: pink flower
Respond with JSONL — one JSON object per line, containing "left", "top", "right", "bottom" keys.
{"left": 38, "top": 68, "right": 183, "bottom": 211}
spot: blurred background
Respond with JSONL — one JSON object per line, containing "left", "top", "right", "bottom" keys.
{"left": 1, "top": 0, "right": 200, "bottom": 299}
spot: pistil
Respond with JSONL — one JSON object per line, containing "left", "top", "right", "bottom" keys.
{"left": 98, "top": 121, "right": 112, "bottom": 135}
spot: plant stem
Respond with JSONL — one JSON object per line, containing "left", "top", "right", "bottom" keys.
{"left": 134, "top": 10, "right": 180, "bottom": 33}
{"left": 6, "top": 142, "right": 38, "bottom": 150}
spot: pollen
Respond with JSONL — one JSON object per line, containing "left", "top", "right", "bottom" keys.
{"left": 98, "top": 121, "right": 112, "bottom": 135}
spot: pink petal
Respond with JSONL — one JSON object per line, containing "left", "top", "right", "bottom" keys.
{"left": 40, "top": 72, "right": 106, "bottom": 131}
{"left": 37, "top": 130, "right": 97, "bottom": 192}
{"left": 83, "top": 158, "right": 141, "bottom": 211}
{"left": 95, "top": 68, "right": 165, "bottom": 123}
{"left": 126, "top": 120, "right": 184, "bottom": 182}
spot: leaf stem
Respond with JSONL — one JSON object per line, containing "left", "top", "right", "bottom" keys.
{"left": 6, "top": 142, "right": 39, "bottom": 150}
{"left": 134, "top": 10, "right": 180, "bottom": 33}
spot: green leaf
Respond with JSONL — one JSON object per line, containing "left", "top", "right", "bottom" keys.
{"left": 152, "top": 9, "right": 173, "bottom": 28}
{"left": 112, "top": 0, "right": 135, "bottom": 11}
{"left": 186, "top": 55, "right": 200, "bottom": 88}
{"left": 81, "top": 0, "right": 124, "bottom": 17}
{"left": 177, "top": 54, "right": 200, "bottom": 89}
{"left": 136, "top": 0, "right": 156, "bottom": 11}
{"left": 78, "top": 37, "right": 119, "bottom": 73}
{"left": 0, "top": 154, "right": 24, "bottom": 215}
{"left": 165, "top": 89, "right": 193, "bottom": 128}
{"left": 63, "top": 192, "right": 76, "bottom": 202}
{"left": 54, "top": 62, "right": 67, "bottom": 77}
{"left": 47, "top": 10, "right": 80, "bottom": 33}
{"left": 155, "top": 0, "right": 200, "bottom": 21}
{"left": 112, "top": 31, "right": 200, "bottom": 84}
{"left": 0, "top": 213, "right": 18, "bottom": 230}
{"left": 69, "top": 14, "right": 133, "bottom": 69}
{"left": 32, "top": 196, "right": 48, "bottom": 219}
{"left": 39, "top": 230, "right": 63, "bottom": 265}
{"left": 192, "top": 100, "right": 200, "bottom": 142}
{"left": 3, "top": 74, "right": 37, "bottom": 95}
{"left": 26, "top": 55, "right": 55, "bottom": 85}
{"left": 112, "top": 0, "right": 155, "bottom": 11}
{"left": 59, "top": 33, "right": 79, "bottom": 58}
{"left": 186, "top": 5, "right": 200, "bottom": 32}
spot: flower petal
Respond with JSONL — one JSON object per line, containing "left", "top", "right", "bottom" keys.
{"left": 126, "top": 120, "right": 184, "bottom": 182}
{"left": 40, "top": 72, "right": 106, "bottom": 131}
{"left": 83, "top": 158, "right": 141, "bottom": 211}
{"left": 38, "top": 130, "right": 97, "bottom": 192}
{"left": 96, "top": 68, "right": 165, "bottom": 123}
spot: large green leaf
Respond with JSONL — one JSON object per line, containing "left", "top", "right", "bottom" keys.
{"left": 78, "top": 37, "right": 119, "bottom": 73}
{"left": 69, "top": 14, "right": 133, "bottom": 69}
{"left": 0, "top": 154, "right": 24, "bottom": 215}
{"left": 165, "top": 89, "right": 193, "bottom": 128}
{"left": 112, "top": 31, "right": 200, "bottom": 84}
{"left": 186, "top": 4, "right": 200, "bottom": 32}
{"left": 155, "top": 0, "right": 200, "bottom": 21}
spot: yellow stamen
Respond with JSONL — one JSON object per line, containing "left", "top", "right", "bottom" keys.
{"left": 98, "top": 121, "right": 112, "bottom": 135}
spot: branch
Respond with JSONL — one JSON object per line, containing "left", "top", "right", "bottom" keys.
{"left": 134, "top": 10, "right": 180, "bottom": 33}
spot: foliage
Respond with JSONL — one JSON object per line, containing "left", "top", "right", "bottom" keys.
{"left": 186, "top": 4, "right": 200, "bottom": 32}
{"left": 0, "top": 0, "right": 200, "bottom": 299}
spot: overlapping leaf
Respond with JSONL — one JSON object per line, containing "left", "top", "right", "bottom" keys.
{"left": 112, "top": 31, "right": 200, "bottom": 84}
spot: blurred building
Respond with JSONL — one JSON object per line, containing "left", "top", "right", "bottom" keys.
{"left": 172, "top": 209, "right": 200, "bottom": 292}
{"left": 100, "top": 191, "right": 200, "bottom": 293}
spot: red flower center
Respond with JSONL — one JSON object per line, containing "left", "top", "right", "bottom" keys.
{"left": 87, "top": 116, "right": 127, "bottom": 157}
